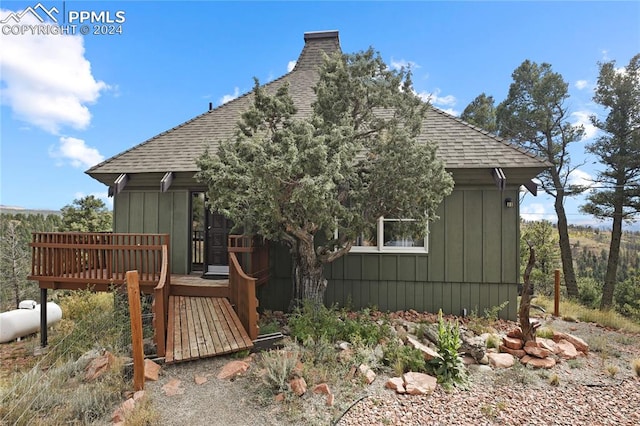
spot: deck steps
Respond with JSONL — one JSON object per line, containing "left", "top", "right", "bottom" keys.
{"left": 165, "top": 295, "right": 253, "bottom": 363}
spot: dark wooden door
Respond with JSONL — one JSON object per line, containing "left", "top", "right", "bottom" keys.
{"left": 205, "top": 211, "right": 233, "bottom": 273}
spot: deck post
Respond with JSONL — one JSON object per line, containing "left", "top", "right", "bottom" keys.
{"left": 126, "top": 271, "right": 145, "bottom": 391}
{"left": 40, "top": 287, "right": 48, "bottom": 348}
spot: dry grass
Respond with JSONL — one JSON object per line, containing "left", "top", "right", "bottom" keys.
{"left": 535, "top": 296, "right": 640, "bottom": 333}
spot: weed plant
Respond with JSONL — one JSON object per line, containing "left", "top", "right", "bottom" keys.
{"left": 427, "top": 310, "right": 468, "bottom": 390}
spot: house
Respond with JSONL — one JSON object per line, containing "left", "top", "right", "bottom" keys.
{"left": 86, "top": 31, "right": 548, "bottom": 320}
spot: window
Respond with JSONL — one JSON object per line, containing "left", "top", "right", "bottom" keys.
{"left": 350, "top": 217, "right": 428, "bottom": 253}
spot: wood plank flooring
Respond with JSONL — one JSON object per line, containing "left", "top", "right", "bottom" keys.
{"left": 165, "top": 295, "right": 253, "bottom": 363}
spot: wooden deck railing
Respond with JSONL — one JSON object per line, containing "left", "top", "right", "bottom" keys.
{"left": 228, "top": 251, "right": 259, "bottom": 340}
{"left": 153, "top": 245, "right": 170, "bottom": 357}
{"left": 228, "top": 235, "right": 269, "bottom": 287}
{"left": 29, "top": 232, "right": 170, "bottom": 291}
{"left": 29, "top": 232, "right": 171, "bottom": 356}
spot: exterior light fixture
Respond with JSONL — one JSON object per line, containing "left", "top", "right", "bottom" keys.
{"left": 505, "top": 198, "right": 514, "bottom": 208}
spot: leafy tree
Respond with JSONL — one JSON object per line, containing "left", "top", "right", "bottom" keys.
{"left": 196, "top": 49, "right": 454, "bottom": 305}
{"left": 520, "top": 220, "right": 561, "bottom": 296}
{"left": 460, "top": 93, "right": 497, "bottom": 133}
{"left": 60, "top": 195, "right": 112, "bottom": 232}
{"left": 497, "top": 60, "right": 585, "bottom": 298}
{"left": 0, "top": 219, "right": 29, "bottom": 308}
{"left": 581, "top": 54, "right": 640, "bottom": 310}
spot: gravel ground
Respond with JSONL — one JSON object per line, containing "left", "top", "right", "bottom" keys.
{"left": 148, "top": 317, "right": 640, "bottom": 426}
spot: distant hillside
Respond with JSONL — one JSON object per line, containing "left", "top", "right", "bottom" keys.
{"left": 0, "top": 206, "right": 61, "bottom": 216}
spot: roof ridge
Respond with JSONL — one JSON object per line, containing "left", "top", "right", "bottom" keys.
{"left": 428, "top": 105, "right": 550, "bottom": 165}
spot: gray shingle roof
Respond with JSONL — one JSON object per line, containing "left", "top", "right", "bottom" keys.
{"left": 87, "top": 31, "right": 547, "bottom": 181}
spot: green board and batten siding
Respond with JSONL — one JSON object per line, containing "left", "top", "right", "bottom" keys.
{"left": 113, "top": 190, "right": 191, "bottom": 275}
{"left": 259, "top": 186, "right": 520, "bottom": 319}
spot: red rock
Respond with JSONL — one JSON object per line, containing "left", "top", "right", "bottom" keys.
{"left": 507, "top": 328, "right": 523, "bottom": 339}
{"left": 402, "top": 372, "right": 437, "bottom": 395}
{"left": 289, "top": 377, "right": 307, "bottom": 396}
{"left": 524, "top": 356, "right": 556, "bottom": 369}
{"left": 503, "top": 336, "right": 523, "bottom": 350}
{"left": 487, "top": 353, "right": 515, "bottom": 368}
{"left": 274, "top": 393, "right": 285, "bottom": 403}
{"left": 313, "top": 383, "right": 331, "bottom": 395}
{"left": 217, "top": 360, "right": 249, "bottom": 380}
{"left": 537, "top": 338, "right": 559, "bottom": 354}
{"left": 345, "top": 365, "right": 357, "bottom": 380}
{"left": 461, "top": 355, "right": 477, "bottom": 365}
{"left": 194, "top": 374, "right": 207, "bottom": 385}
{"left": 406, "top": 336, "right": 441, "bottom": 361}
{"left": 386, "top": 377, "right": 406, "bottom": 394}
{"left": 112, "top": 397, "right": 135, "bottom": 424}
{"left": 524, "top": 345, "right": 552, "bottom": 359}
{"left": 144, "top": 359, "right": 160, "bottom": 382}
{"left": 162, "top": 378, "right": 184, "bottom": 396}
{"left": 358, "top": 364, "right": 376, "bottom": 384}
{"left": 553, "top": 332, "right": 589, "bottom": 354}
{"left": 132, "top": 390, "right": 145, "bottom": 401}
{"left": 326, "top": 393, "right": 335, "bottom": 406}
{"left": 524, "top": 340, "right": 538, "bottom": 348}
{"left": 555, "top": 339, "right": 579, "bottom": 359}
{"left": 499, "top": 345, "right": 526, "bottom": 358}
{"left": 85, "top": 351, "right": 115, "bottom": 381}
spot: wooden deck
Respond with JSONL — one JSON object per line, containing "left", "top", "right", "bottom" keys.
{"left": 165, "top": 296, "right": 253, "bottom": 363}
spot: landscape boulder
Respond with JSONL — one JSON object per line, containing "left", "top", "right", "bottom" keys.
{"left": 487, "top": 353, "right": 515, "bottom": 369}
{"left": 217, "top": 360, "right": 249, "bottom": 380}
{"left": 402, "top": 372, "right": 437, "bottom": 395}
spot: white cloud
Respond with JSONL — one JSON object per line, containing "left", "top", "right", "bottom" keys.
{"left": 0, "top": 8, "right": 108, "bottom": 134}
{"left": 575, "top": 80, "right": 588, "bottom": 90}
{"left": 287, "top": 60, "right": 297, "bottom": 72}
{"left": 571, "top": 111, "right": 598, "bottom": 140}
{"left": 568, "top": 169, "right": 593, "bottom": 188}
{"left": 390, "top": 58, "right": 420, "bottom": 71}
{"left": 415, "top": 88, "right": 457, "bottom": 109}
{"left": 439, "top": 107, "right": 460, "bottom": 117}
{"left": 219, "top": 87, "right": 240, "bottom": 105}
{"left": 50, "top": 136, "right": 104, "bottom": 169}
{"left": 520, "top": 203, "right": 548, "bottom": 222}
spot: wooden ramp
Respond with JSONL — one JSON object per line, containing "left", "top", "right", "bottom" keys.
{"left": 165, "top": 296, "right": 253, "bottom": 363}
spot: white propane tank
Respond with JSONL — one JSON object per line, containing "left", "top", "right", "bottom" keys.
{"left": 0, "top": 302, "right": 63, "bottom": 343}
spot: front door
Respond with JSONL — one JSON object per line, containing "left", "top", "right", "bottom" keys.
{"left": 205, "top": 210, "right": 233, "bottom": 276}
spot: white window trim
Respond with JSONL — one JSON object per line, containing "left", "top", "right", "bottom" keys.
{"left": 350, "top": 216, "right": 429, "bottom": 254}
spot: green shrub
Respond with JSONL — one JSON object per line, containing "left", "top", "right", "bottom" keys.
{"left": 614, "top": 278, "right": 640, "bottom": 320}
{"left": 287, "top": 302, "right": 389, "bottom": 347}
{"left": 427, "top": 310, "right": 468, "bottom": 390}
{"left": 577, "top": 277, "right": 602, "bottom": 309}
{"left": 383, "top": 344, "right": 426, "bottom": 376}
{"left": 259, "top": 345, "right": 301, "bottom": 393}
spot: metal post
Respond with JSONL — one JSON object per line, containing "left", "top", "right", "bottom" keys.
{"left": 554, "top": 269, "right": 561, "bottom": 317}
{"left": 40, "top": 288, "right": 48, "bottom": 348}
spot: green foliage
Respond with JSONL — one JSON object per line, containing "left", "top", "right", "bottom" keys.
{"left": 484, "top": 300, "right": 509, "bottom": 322}
{"left": 50, "top": 290, "right": 129, "bottom": 361}
{"left": 0, "top": 213, "right": 62, "bottom": 311}
{"left": 60, "top": 195, "right": 112, "bottom": 232}
{"left": 383, "top": 345, "right": 426, "bottom": 376}
{"left": 577, "top": 277, "right": 602, "bottom": 309}
{"left": 287, "top": 301, "right": 389, "bottom": 347}
{"left": 427, "top": 310, "right": 468, "bottom": 390}
{"left": 614, "top": 277, "right": 640, "bottom": 320}
{"left": 460, "top": 93, "right": 497, "bottom": 133}
{"left": 520, "top": 220, "right": 561, "bottom": 296}
{"left": 196, "top": 48, "right": 453, "bottom": 304}
{"left": 485, "top": 334, "right": 500, "bottom": 349}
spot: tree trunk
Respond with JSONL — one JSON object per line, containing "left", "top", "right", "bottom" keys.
{"left": 553, "top": 181, "right": 579, "bottom": 298}
{"left": 519, "top": 243, "right": 536, "bottom": 344}
{"left": 601, "top": 188, "right": 624, "bottom": 310}
{"left": 291, "top": 237, "right": 327, "bottom": 307}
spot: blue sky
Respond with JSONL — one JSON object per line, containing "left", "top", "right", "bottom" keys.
{"left": 1, "top": 1, "right": 639, "bottom": 228}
